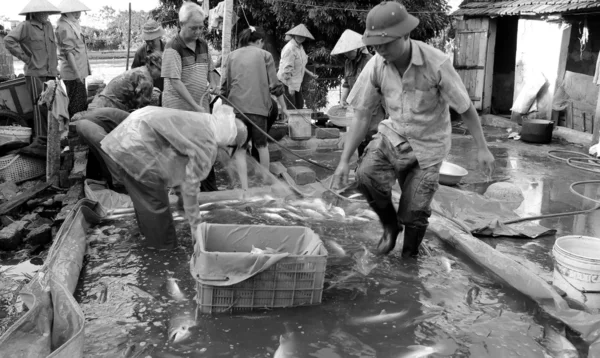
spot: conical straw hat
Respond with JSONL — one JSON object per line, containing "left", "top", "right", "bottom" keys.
{"left": 57, "top": 0, "right": 91, "bottom": 13}
{"left": 285, "top": 24, "right": 314, "bottom": 40}
{"left": 331, "top": 29, "right": 364, "bottom": 55}
{"left": 19, "top": 0, "right": 61, "bottom": 15}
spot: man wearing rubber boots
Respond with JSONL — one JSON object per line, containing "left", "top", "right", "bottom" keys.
{"left": 333, "top": 2, "right": 495, "bottom": 258}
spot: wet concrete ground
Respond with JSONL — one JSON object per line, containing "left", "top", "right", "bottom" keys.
{"left": 71, "top": 127, "right": 600, "bottom": 357}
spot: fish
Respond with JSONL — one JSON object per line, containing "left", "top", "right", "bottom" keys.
{"left": 439, "top": 257, "right": 454, "bottom": 273}
{"left": 522, "top": 241, "right": 544, "bottom": 249}
{"left": 399, "top": 345, "right": 436, "bottom": 358}
{"left": 292, "top": 199, "right": 329, "bottom": 214}
{"left": 261, "top": 207, "right": 289, "bottom": 214}
{"left": 348, "top": 309, "right": 408, "bottom": 325}
{"left": 124, "top": 284, "right": 155, "bottom": 300}
{"left": 355, "top": 245, "right": 378, "bottom": 276}
{"left": 274, "top": 323, "right": 299, "bottom": 358}
{"left": 330, "top": 206, "right": 346, "bottom": 219}
{"left": 168, "top": 314, "right": 197, "bottom": 344}
{"left": 356, "top": 209, "right": 379, "bottom": 221}
{"left": 348, "top": 193, "right": 363, "bottom": 199}
{"left": 197, "top": 202, "right": 227, "bottom": 211}
{"left": 262, "top": 213, "right": 286, "bottom": 222}
{"left": 398, "top": 339, "right": 458, "bottom": 358}
{"left": 284, "top": 212, "right": 305, "bottom": 221}
{"left": 542, "top": 325, "right": 579, "bottom": 358}
{"left": 347, "top": 215, "right": 371, "bottom": 223}
{"left": 165, "top": 278, "right": 186, "bottom": 302}
{"left": 326, "top": 240, "right": 346, "bottom": 256}
{"left": 465, "top": 286, "right": 480, "bottom": 306}
{"left": 302, "top": 208, "right": 326, "bottom": 220}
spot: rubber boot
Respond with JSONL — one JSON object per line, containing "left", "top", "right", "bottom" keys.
{"left": 402, "top": 226, "right": 428, "bottom": 258}
{"left": 373, "top": 203, "right": 401, "bottom": 256}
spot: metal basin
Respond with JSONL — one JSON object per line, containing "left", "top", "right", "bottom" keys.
{"left": 439, "top": 161, "right": 468, "bottom": 186}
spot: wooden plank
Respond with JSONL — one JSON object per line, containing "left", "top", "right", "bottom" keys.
{"left": 47, "top": 109, "right": 60, "bottom": 186}
{"left": 454, "top": 66, "right": 485, "bottom": 70}
{"left": 0, "top": 182, "right": 51, "bottom": 215}
{"left": 482, "top": 18, "right": 496, "bottom": 113}
{"left": 471, "top": 32, "right": 481, "bottom": 68}
{"left": 566, "top": 102, "right": 573, "bottom": 129}
{"left": 593, "top": 91, "right": 600, "bottom": 146}
{"left": 68, "top": 149, "right": 88, "bottom": 185}
{"left": 456, "top": 29, "right": 488, "bottom": 34}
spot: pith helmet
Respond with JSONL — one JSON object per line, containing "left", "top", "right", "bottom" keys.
{"left": 285, "top": 24, "right": 315, "bottom": 40}
{"left": 331, "top": 29, "right": 364, "bottom": 55}
{"left": 57, "top": 0, "right": 91, "bottom": 13}
{"left": 19, "top": 0, "right": 61, "bottom": 15}
{"left": 363, "top": 1, "right": 419, "bottom": 46}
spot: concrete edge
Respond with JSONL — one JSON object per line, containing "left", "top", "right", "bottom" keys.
{"left": 480, "top": 114, "right": 593, "bottom": 147}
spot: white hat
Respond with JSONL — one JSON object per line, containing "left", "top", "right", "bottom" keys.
{"left": 285, "top": 24, "right": 314, "bottom": 40}
{"left": 57, "top": 0, "right": 91, "bottom": 13}
{"left": 19, "top": 0, "right": 61, "bottom": 15}
{"left": 331, "top": 29, "right": 364, "bottom": 55}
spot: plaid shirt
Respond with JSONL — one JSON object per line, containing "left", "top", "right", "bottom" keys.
{"left": 348, "top": 40, "right": 471, "bottom": 168}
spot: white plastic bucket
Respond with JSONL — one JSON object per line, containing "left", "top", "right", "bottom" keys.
{"left": 552, "top": 235, "right": 600, "bottom": 309}
{"left": 288, "top": 109, "right": 313, "bottom": 140}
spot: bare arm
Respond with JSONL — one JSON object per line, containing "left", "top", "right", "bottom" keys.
{"left": 460, "top": 103, "right": 495, "bottom": 174}
{"left": 333, "top": 109, "right": 371, "bottom": 188}
{"left": 170, "top": 78, "right": 204, "bottom": 112}
{"left": 340, "top": 87, "right": 350, "bottom": 105}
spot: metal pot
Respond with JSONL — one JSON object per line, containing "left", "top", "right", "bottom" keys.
{"left": 520, "top": 119, "right": 554, "bottom": 144}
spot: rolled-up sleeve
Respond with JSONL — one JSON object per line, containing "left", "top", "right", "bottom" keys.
{"left": 4, "top": 23, "right": 26, "bottom": 60}
{"left": 438, "top": 58, "right": 472, "bottom": 114}
{"left": 279, "top": 46, "right": 294, "bottom": 80}
{"left": 347, "top": 57, "right": 381, "bottom": 118}
{"left": 161, "top": 48, "right": 182, "bottom": 80}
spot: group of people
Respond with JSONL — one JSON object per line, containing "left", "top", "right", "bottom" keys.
{"left": 5, "top": 0, "right": 496, "bottom": 258}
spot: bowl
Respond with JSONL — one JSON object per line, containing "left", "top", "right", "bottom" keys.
{"left": 327, "top": 105, "right": 353, "bottom": 127}
{"left": 439, "top": 161, "right": 468, "bottom": 186}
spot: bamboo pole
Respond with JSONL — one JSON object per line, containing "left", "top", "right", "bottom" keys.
{"left": 202, "top": 0, "right": 210, "bottom": 21}
{"left": 125, "top": 2, "right": 132, "bottom": 70}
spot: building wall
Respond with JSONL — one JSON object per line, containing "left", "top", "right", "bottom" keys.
{"left": 0, "top": 34, "right": 15, "bottom": 78}
{"left": 514, "top": 18, "right": 571, "bottom": 119}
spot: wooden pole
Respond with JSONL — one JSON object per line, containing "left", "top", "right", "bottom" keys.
{"left": 592, "top": 90, "right": 600, "bottom": 146}
{"left": 221, "top": 0, "right": 234, "bottom": 65}
{"left": 125, "top": 2, "right": 132, "bottom": 70}
{"left": 202, "top": 0, "right": 210, "bottom": 21}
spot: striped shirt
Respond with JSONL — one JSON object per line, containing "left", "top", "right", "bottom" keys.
{"left": 348, "top": 40, "right": 472, "bottom": 169}
{"left": 161, "top": 34, "right": 214, "bottom": 112}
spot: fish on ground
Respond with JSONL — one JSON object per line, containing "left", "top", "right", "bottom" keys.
{"left": 542, "top": 325, "right": 578, "bottom": 358}
{"left": 168, "top": 313, "right": 197, "bottom": 344}
{"left": 302, "top": 208, "right": 326, "bottom": 220}
{"left": 283, "top": 211, "right": 305, "bottom": 221}
{"left": 262, "top": 213, "right": 286, "bottom": 222}
{"left": 165, "top": 278, "right": 186, "bottom": 302}
{"left": 348, "top": 309, "right": 409, "bottom": 325}
{"left": 346, "top": 215, "right": 371, "bottom": 224}
{"left": 356, "top": 209, "right": 379, "bottom": 221}
{"left": 330, "top": 206, "right": 346, "bottom": 219}
{"left": 274, "top": 322, "right": 299, "bottom": 358}
{"left": 261, "top": 207, "right": 289, "bottom": 214}
{"left": 326, "top": 240, "right": 346, "bottom": 256}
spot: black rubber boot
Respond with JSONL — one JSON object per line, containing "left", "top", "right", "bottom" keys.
{"left": 402, "top": 226, "right": 428, "bottom": 258}
{"left": 373, "top": 203, "right": 401, "bottom": 256}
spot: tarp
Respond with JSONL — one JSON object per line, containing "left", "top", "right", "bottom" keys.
{"left": 431, "top": 185, "right": 556, "bottom": 239}
{"left": 0, "top": 199, "right": 105, "bottom": 357}
{"left": 429, "top": 215, "right": 600, "bottom": 358}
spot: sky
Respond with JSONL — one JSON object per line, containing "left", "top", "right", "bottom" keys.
{"left": 4, "top": 0, "right": 159, "bottom": 27}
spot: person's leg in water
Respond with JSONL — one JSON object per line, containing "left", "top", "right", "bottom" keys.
{"left": 397, "top": 160, "right": 441, "bottom": 258}
{"left": 355, "top": 135, "right": 403, "bottom": 255}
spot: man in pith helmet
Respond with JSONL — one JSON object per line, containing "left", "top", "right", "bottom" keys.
{"left": 333, "top": 2, "right": 495, "bottom": 258}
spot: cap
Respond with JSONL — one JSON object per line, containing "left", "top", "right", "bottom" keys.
{"left": 331, "top": 29, "right": 364, "bottom": 55}
{"left": 362, "top": 1, "right": 419, "bottom": 46}
{"left": 285, "top": 24, "right": 315, "bottom": 41}
{"left": 142, "top": 19, "right": 166, "bottom": 41}
{"left": 19, "top": 0, "right": 61, "bottom": 15}
{"left": 56, "top": 0, "right": 91, "bottom": 13}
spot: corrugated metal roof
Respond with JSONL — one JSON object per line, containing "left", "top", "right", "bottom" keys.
{"left": 453, "top": 0, "right": 600, "bottom": 16}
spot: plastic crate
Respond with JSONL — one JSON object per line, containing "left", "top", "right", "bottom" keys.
{"left": 0, "top": 154, "right": 45, "bottom": 183}
{"left": 191, "top": 223, "right": 328, "bottom": 314}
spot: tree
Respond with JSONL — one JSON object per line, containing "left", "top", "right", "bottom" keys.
{"left": 151, "top": 0, "right": 450, "bottom": 109}
{"left": 105, "top": 9, "right": 151, "bottom": 50}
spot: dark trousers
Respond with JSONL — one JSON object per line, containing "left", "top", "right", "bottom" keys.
{"left": 284, "top": 85, "right": 304, "bottom": 110}
{"left": 122, "top": 171, "right": 177, "bottom": 250}
{"left": 25, "top": 76, "right": 53, "bottom": 139}
{"left": 250, "top": 98, "right": 278, "bottom": 161}
{"left": 356, "top": 135, "right": 441, "bottom": 257}
{"left": 63, "top": 79, "right": 88, "bottom": 118}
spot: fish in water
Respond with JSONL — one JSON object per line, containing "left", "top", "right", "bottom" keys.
{"left": 465, "top": 286, "right": 480, "bottom": 306}
{"left": 168, "top": 313, "right": 197, "bottom": 344}
{"left": 522, "top": 241, "right": 544, "bottom": 249}
{"left": 326, "top": 240, "right": 346, "bottom": 256}
{"left": 165, "top": 278, "right": 186, "bottom": 302}
{"left": 262, "top": 213, "right": 286, "bottom": 222}
{"left": 348, "top": 309, "right": 408, "bottom": 325}
{"left": 347, "top": 215, "right": 371, "bottom": 223}
{"left": 400, "top": 345, "right": 436, "bottom": 358}
{"left": 348, "top": 193, "right": 363, "bottom": 199}
{"left": 439, "top": 257, "right": 454, "bottom": 273}
{"left": 542, "top": 325, "right": 579, "bottom": 358}
{"left": 274, "top": 323, "right": 299, "bottom": 358}
{"left": 398, "top": 340, "right": 457, "bottom": 358}
{"left": 355, "top": 245, "right": 378, "bottom": 276}
{"left": 356, "top": 209, "right": 379, "bottom": 221}
{"left": 330, "top": 206, "right": 346, "bottom": 219}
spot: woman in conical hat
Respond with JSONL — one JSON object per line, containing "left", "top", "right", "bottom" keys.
{"left": 277, "top": 24, "right": 317, "bottom": 109}
{"left": 4, "top": 0, "right": 61, "bottom": 157}
{"left": 331, "top": 29, "right": 386, "bottom": 157}
{"left": 55, "top": 0, "right": 92, "bottom": 118}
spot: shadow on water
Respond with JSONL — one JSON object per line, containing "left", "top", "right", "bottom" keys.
{"left": 74, "top": 138, "right": 599, "bottom": 357}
